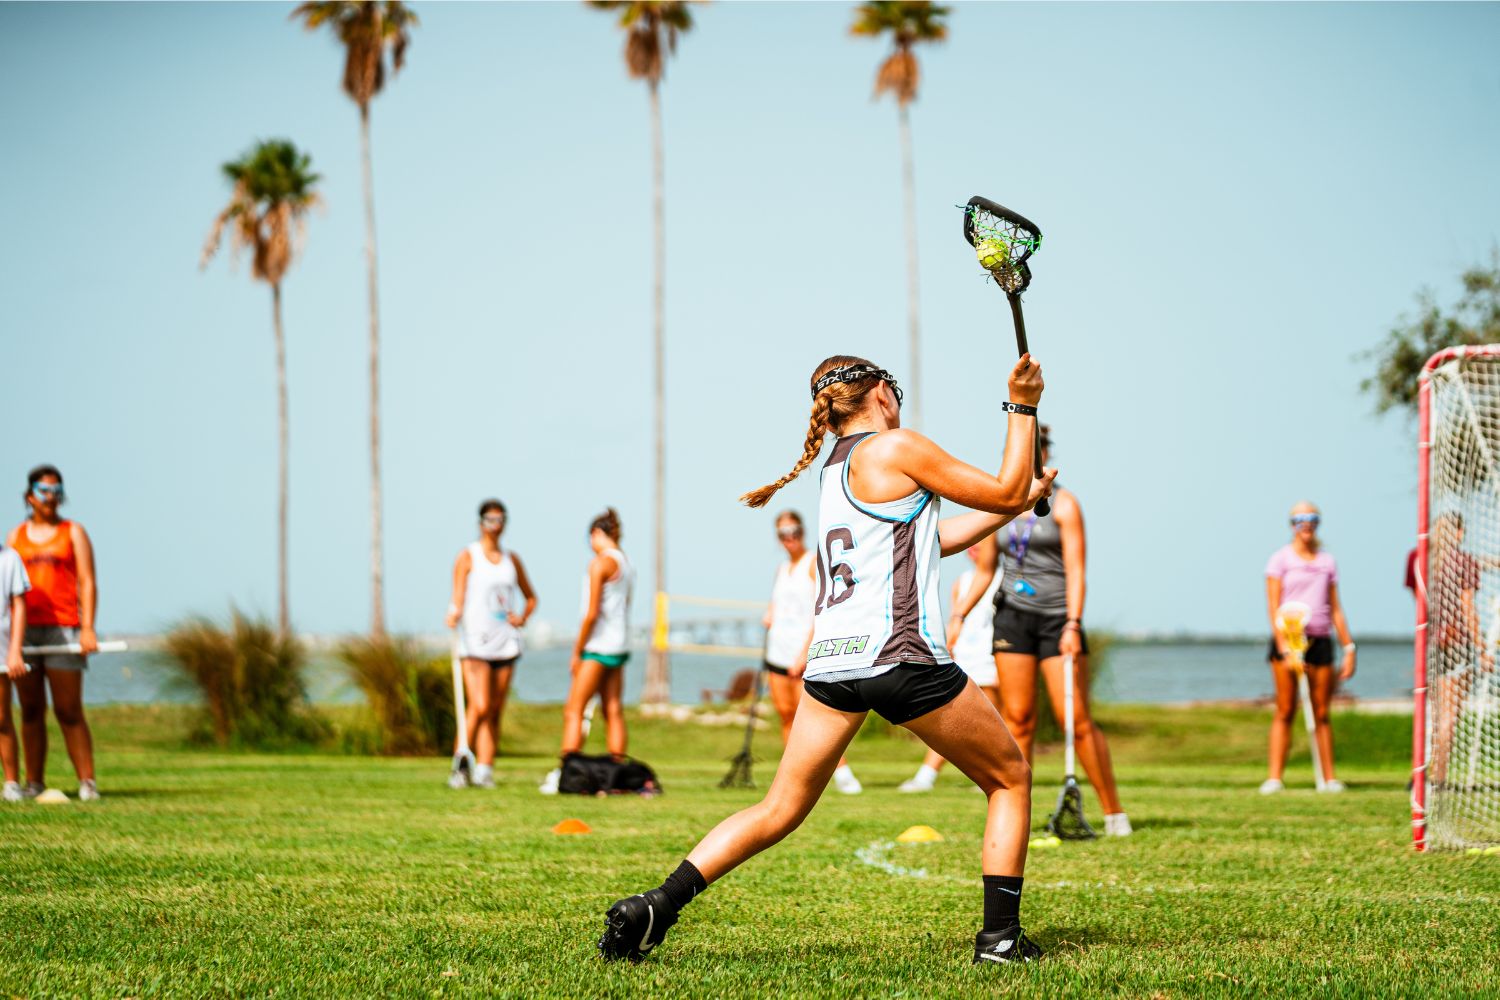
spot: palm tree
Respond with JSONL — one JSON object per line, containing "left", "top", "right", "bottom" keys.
{"left": 851, "top": 1, "right": 949, "bottom": 432}
{"left": 201, "top": 140, "right": 322, "bottom": 639}
{"left": 589, "top": 1, "right": 696, "bottom": 705}
{"left": 292, "top": 0, "right": 417, "bottom": 637}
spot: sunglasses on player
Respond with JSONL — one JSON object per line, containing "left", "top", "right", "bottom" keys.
{"left": 1291, "top": 514, "right": 1321, "bottom": 527}
{"left": 481, "top": 515, "right": 505, "bottom": 527}
{"left": 31, "top": 484, "right": 63, "bottom": 499}
{"left": 777, "top": 526, "right": 802, "bottom": 539}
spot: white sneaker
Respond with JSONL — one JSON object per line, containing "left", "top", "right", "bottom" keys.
{"left": 2, "top": 782, "right": 21, "bottom": 803}
{"left": 832, "top": 765, "right": 862, "bottom": 795}
{"left": 22, "top": 781, "right": 44, "bottom": 800}
{"left": 538, "top": 768, "right": 561, "bottom": 795}
{"left": 1259, "top": 778, "right": 1284, "bottom": 795}
{"left": 1104, "top": 812, "right": 1133, "bottom": 836}
{"left": 898, "top": 776, "right": 934, "bottom": 793}
{"left": 472, "top": 765, "right": 495, "bottom": 790}
{"left": 77, "top": 779, "right": 100, "bottom": 802}
{"left": 447, "top": 769, "right": 469, "bottom": 790}
{"left": 1319, "top": 779, "right": 1346, "bottom": 794}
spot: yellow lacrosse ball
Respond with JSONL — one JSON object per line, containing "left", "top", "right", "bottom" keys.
{"left": 976, "top": 237, "right": 1009, "bottom": 271}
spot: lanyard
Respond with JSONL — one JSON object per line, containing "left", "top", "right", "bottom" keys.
{"left": 1007, "top": 514, "right": 1039, "bottom": 574}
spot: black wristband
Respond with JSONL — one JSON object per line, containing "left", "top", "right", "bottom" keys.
{"left": 1001, "top": 401, "right": 1038, "bottom": 416}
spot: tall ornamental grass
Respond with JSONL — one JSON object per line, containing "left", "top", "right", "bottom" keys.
{"left": 338, "top": 636, "right": 455, "bottom": 755}
{"left": 161, "top": 611, "right": 329, "bottom": 748}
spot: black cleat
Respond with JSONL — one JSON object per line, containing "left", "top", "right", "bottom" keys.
{"left": 598, "top": 888, "right": 678, "bottom": 962}
{"left": 973, "top": 925, "right": 1043, "bottom": 964}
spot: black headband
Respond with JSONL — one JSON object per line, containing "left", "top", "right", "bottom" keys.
{"left": 811, "top": 365, "right": 903, "bottom": 404}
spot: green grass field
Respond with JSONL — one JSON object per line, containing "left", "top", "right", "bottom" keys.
{"left": 1, "top": 702, "right": 1497, "bottom": 998}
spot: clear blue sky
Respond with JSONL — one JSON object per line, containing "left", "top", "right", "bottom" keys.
{"left": 2, "top": 2, "right": 1497, "bottom": 638}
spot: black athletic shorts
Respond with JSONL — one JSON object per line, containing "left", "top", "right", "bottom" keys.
{"left": 483, "top": 657, "right": 518, "bottom": 671}
{"left": 763, "top": 660, "right": 791, "bottom": 678}
{"left": 803, "top": 661, "right": 969, "bottom": 725}
{"left": 992, "top": 602, "right": 1088, "bottom": 659}
{"left": 1267, "top": 636, "right": 1333, "bottom": 667}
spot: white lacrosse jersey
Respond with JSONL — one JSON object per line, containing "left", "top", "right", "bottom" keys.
{"left": 765, "top": 551, "right": 816, "bottom": 669}
{"left": 951, "top": 568, "right": 1001, "bottom": 686}
{"left": 582, "top": 548, "right": 634, "bottom": 655}
{"left": 460, "top": 543, "right": 523, "bottom": 660}
{"left": 805, "top": 432, "right": 953, "bottom": 682}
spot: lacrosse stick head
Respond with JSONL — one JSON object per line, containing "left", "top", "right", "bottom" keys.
{"left": 962, "top": 196, "right": 1043, "bottom": 295}
{"left": 1275, "top": 601, "right": 1312, "bottom": 669}
{"left": 1046, "top": 778, "right": 1097, "bottom": 840}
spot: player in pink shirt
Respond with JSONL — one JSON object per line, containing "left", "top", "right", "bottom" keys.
{"left": 1262, "top": 501, "right": 1356, "bottom": 794}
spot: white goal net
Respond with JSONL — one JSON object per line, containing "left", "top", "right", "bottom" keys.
{"left": 1415, "top": 346, "right": 1500, "bottom": 851}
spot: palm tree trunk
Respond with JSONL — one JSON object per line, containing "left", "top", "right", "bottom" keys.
{"left": 899, "top": 101, "right": 921, "bottom": 431}
{"left": 360, "top": 103, "right": 386, "bottom": 638}
{"left": 644, "top": 78, "right": 669, "bottom": 706}
{"left": 272, "top": 281, "right": 290, "bottom": 639}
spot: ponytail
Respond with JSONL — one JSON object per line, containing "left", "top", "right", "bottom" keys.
{"left": 740, "top": 393, "right": 832, "bottom": 508}
{"left": 590, "top": 506, "right": 622, "bottom": 541}
{"left": 741, "top": 354, "right": 889, "bottom": 509}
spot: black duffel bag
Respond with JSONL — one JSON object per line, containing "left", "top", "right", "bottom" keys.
{"left": 558, "top": 752, "right": 662, "bottom": 796}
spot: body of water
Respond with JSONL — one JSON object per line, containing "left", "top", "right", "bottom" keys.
{"left": 76, "top": 639, "right": 1416, "bottom": 708}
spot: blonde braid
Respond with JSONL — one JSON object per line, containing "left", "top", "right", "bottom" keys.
{"left": 740, "top": 393, "right": 833, "bottom": 508}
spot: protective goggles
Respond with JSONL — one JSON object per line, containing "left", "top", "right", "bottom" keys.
{"left": 1290, "top": 514, "right": 1321, "bottom": 526}
{"left": 811, "top": 365, "right": 903, "bottom": 406}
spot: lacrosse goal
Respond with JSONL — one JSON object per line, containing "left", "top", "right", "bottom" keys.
{"left": 1414, "top": 345, "right": 1500, "bottom": 851}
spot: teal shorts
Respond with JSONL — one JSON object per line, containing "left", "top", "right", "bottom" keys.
{"left": 582, "top": 651, "right": 630, "bottom": 669}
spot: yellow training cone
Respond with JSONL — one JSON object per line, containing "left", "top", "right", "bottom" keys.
{"left": 552, "top": 818, "right": 592, "bottom": 835}
{"left": 896, "top": 825, "right": 944, "bottom": 844}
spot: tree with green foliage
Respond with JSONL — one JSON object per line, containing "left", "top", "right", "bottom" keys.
{"left": 292, "top": 0, "right": 418, "bottom": 637}
{"left": 1362, "top": 252, "right": 1500, "bottom": 415}
{"left": 851, "top": 0, "right": 949, "bottom": 432}
{"left": 201, "top": 140, "right": 321, "bottom": 638}
{"left": 588, "top": 1, "right": 697, "bottom": 704}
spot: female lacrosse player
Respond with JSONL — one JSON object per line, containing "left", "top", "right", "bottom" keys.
{"left": 762, "top": 510, "right": 860, "bottom": 794}
{"left": 938, "top": 428, "right": 1129, "bottom": 832}
{"left": 1262, "top": 501, "right": 1356, "bottom": 794}
{"left": 540, "top": 508, "right": 634, "bottom": 795}
{"left": 444, "top": 499, "right": 537, "bottom": 789}
{"left": 0, "top": 539, "right": 29, "bottom": 802}
{"left": 1425, "top": 512, "right": 1486, "bottom": 786}
{"left": 898, "top": 544, "right": 1002, "bottom": 792}
{"left": 7, "top": 465, "right": 101, "bottom": 801}
{"left": 598, "top": 355, "right": 1055, "bottom": 966}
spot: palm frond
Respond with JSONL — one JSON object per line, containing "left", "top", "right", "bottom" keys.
{"left": 589, "top": 1, "right": 697, "bottom": 84}
{"left": 202, "top": 139, "right": 321, "bottom": 286}
{"left": 851, "top": 1, "right": 948, "bottom": 104}
{"left": 292, "top": 1, "right": 417, "bottom": 108}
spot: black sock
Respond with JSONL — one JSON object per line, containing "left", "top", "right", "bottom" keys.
{"left": 658, "top": 860, "right": 707, "bottom": 911}
{"left": 982, "top": 875, "right": 1024, "bottom": 932}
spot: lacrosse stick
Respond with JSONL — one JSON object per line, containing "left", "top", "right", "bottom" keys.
{"left": 450, "top": 631, "right": 476, "bottom": 786}
{"left": 20, "top": 639, "right": 128, "bottom": 673}
{"left": 720, "top": 664, "right": 765, "bottom": 789}
{"left": 963, "top": 195, "right": 1050, "bottom": 517}
{"left": 1045, "top": 654, "right": 1097, "bottom": 840}
{"left": 1276, "top": 601, "right": 1327, "bottom": 791}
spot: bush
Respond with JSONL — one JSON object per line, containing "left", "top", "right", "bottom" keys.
{"left": 161, "top": 611, "right": 329, "bottom": 748}
{"left": 338, "top": 636, "right": 455, "bottom": 756}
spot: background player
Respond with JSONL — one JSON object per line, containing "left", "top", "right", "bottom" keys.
{"left": 444, "top": 499, "right": 537, "bottom": 788}
{"left": 541, "top": 508, "right": 634, "bottom": 795}
{"left": 1263, "top": 501, "right": 1357, "bottom": 793}
{"left": 762, "top": 510, "right": 860, "bottom": 794}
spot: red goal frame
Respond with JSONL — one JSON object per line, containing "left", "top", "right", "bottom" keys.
{"left": 1413, "top": 344, "right": 1500, "bottom": 850}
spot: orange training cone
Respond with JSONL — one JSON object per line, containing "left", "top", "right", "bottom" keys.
{"left": 552, "top": 818, "right": 592, "bottom": 835}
